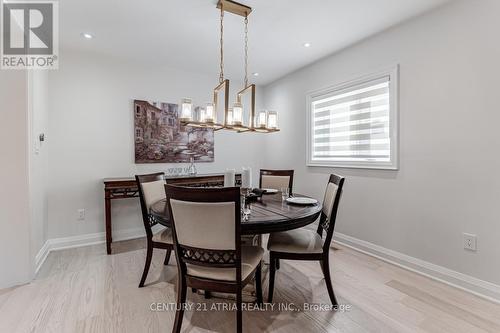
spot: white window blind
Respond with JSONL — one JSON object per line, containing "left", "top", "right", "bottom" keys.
{"left": 307, "top": 67, "right": 398, "bottom": 169}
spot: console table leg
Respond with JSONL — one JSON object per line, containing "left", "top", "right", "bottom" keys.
{"left": 105, "top": 191, "right": 112, "bottom": 254}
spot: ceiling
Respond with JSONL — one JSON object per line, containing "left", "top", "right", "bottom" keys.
{"left": 60, "top": 0, "right": 451, "bottom": 85}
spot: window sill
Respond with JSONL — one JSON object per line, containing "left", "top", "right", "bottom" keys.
{"left": 307, "top": 161, "right": 399, "bottom": 170}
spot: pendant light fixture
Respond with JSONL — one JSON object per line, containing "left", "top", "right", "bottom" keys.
{"left": 180, "top": 0, "right": 279, "bottom": 133}
{"left": 179, "top": 3, "right": 228, "bottom": 131}
{"left": 226, "top": 10, "right": 253, "bottom": 133}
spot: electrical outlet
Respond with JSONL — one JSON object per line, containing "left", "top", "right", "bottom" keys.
{"left": 463, "top": 233, "right": 477, "bottom": 251}
{"left": 77, "top": 209, "right": 85, "bottom": 221}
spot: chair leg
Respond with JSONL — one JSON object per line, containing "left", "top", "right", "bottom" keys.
{"left": 276, "top": 258, "right": 280, "bottom": 270}
{"left": 164, "top": 248, "right": 172, "bottom": 265}
{"left": 139, "top": 242, "right": 153, "bottom": 288}
{"left": 236, "top": 288, "right": 243, "bottom": 333}
{"left": 322, "top": 254, "right": 338, "bottom": 306}
{"left": 268, "top": 255, "right": 276, "bottom": 303}
{"left": 173, "top": 275, "right": 187, "bottom": 333}
{"left": 255, "top": 262, "right": 263, "bottom": 305}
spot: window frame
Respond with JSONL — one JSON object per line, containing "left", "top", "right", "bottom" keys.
{"left": 306, "top": 65, "right": 399, "bottom": 170}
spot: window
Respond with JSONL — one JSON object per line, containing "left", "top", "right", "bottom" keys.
{"left": 135, "top": 127, "right": 143, "bottom": 139}
{"left": 307, "top": 66, "right": 399, "bottom": 169}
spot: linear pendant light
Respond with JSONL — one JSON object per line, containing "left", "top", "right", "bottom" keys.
{"left": 180, "top": 0, "right": 279, "bottom": 133}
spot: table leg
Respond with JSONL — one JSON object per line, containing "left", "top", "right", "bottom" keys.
{"left": 105, "top": 190, "right": 112, "bottom": 255}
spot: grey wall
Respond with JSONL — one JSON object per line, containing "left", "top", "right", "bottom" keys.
{"left": 29, "top": 70, "right": 50, "bottom": 270}
{"left": 262, "top": 0, "right": 500, "bottom": 285}
{"left": 47, "top": 49, "right": 267, "bottom": 240}
{"left": 0, "top": 71, "right": 31, "bottom": 288}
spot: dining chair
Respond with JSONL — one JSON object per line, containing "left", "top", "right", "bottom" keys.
{"left": 267, "top": 174, "right": 345, "bottom": 305}
{"left": 165, "top": 185, "right": 264, "bottom": 333}
{"left": 135, "top": 172, "right": 174, "bottom": 288}
{"left": 259, "top": 169, "right": 294, "bottom": 193}
{"left": 259, "top": 169, "right": 295, "bottom": 270}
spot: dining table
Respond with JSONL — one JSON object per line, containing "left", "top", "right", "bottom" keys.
{"left": 150, "top": 191, "right": 322, "bottom": 301}
{"left": 149, "top": 192, "right": 323, "bottom": 235}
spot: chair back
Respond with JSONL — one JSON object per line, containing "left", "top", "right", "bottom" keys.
{"left": 259, "top": 169, "right": 294, "bottom": 193}
{"left": 316, "top": 174, "right": 345, "bottom": 252}
{"left": 136, "top": 172, "right": 166, "bottom": 239}
{"left": 165, "top": 185, "right": 242, "bottom": 279}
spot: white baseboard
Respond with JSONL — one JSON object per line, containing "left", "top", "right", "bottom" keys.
{"left": 35, "top": 228, "right": 500, "bottom": 304}
{"left": 34, "top": 240, "right": 51, "bottom": 274}
{"left": 334, "top": 232, "right": 500, "bottom": 304}
{"left": 34, "top": 226, "right": 153, "bottom": 274}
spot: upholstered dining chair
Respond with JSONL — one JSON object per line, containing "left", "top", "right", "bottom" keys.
{"left": 135, "top": 172, "right": 174, "bottom": 288}
{"left": 259, "top": 169, "right": 294, "bottom": 193}
{"left": 267, "top": 174, "right": 345, "bottom": 305}
{"left": 165, "top": 185, "right": 264, "bottom": 333}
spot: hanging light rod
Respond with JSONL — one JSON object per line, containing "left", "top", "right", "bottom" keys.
{"left": 217, "top": 0, "right": 252, "bottom": 17}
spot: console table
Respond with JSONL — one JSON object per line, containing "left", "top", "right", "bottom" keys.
{"left": 103, "top": 173, "right": 242, "bottom": 254}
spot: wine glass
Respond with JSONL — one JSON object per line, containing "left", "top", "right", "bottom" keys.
{"left": 280, "top": 187, "right": 290, "bottom": 201}
{"left": 240, "top": 196, "right": 251, "bottom": 221}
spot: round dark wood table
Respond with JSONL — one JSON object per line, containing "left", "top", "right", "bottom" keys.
{"left": 150, "top": 193, "right": 322, "bottom": 235}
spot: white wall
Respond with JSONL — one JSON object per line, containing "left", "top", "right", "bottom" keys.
{"left": 0, "top": 71, "right": 31, "bottom": 288}
{"left": 263, "top": 0, "right": 500, "bottom": 286}
{"left": 47, "top": 49, "right": 267, "bottom": 239}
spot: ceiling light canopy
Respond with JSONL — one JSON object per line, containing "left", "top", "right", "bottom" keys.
{"left": 81, "top": 33, "right": 94, "bottom": 39}
{"left": 180, "top": 0, "right": 279, "bottom": 134}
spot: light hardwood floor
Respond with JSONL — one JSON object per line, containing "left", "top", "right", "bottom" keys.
{"left": 1, "top": 238, "right": 499, "bottom": 333}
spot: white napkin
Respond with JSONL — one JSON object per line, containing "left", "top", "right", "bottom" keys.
{"left": 224, "top": 169, "right": 236, "bottom": 187}
{"left": 241, "top": 167, "right": 252, "bottom": 188}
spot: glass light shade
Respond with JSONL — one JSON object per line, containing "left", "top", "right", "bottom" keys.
{"left": 267, "top": 111, "right": 278, "bottom": 129}
{"left": 232, "top": 102, "right": 243, "bottom": 125}
{"left": 180, "top": 98, "right": 193, "bottom": 121}
{"left": 227, "top": 108, "right": 234, "bottom": 125}
{"left": 205, "top": 103, "right": 215, "bottom": 123}
{"left": 257, "top": 110, "right": 267, "bottom": 128}
{"left": 199, "top": 107, "right": 207, "bottom": 123}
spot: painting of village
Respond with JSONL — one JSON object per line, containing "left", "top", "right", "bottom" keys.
{"left": 134, "top": 100, "right": 214, "bottom": 163}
